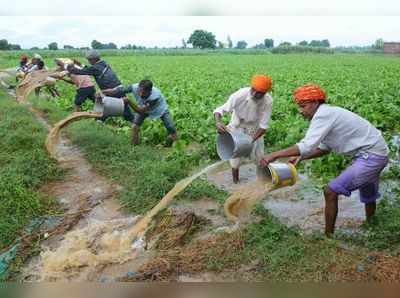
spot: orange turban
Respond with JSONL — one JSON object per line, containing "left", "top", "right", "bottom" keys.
{"left": 20, "top": 54, "right": 28, "bottom": 61}
{"left": 293, "top": 84, "right": 326, "bottom": 103}
{"left": 251, "top": 75, "right": 272, "bottom": 93}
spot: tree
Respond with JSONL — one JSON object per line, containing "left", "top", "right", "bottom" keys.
{"left": 309, "top": 40, "right": 322, "bottom": 47}
{"left": 298, "top": 40, "right": 308, "bottom": 46}
{"left": 0, "top": 39, "right": 9, "bottom": 50}
{"left": 91, "top": 40, "right": 103, "bottom": 49}
{"left": 182, "top": 39, "right": 187, "bottom": 49}
{"left": 374, "top": 38, "right": 384, "bottom": 49}
{"left": 30, "top": 46, "right": 39, "bottom": 50}
{"left": 48, "top": 42, "right": 58, "bottom": 50}
{"left": 105, "top": 42, "right": 117, "bottom": 49}
{"left": 9, "top": 44, "right": 21, "bottom": 50}
{"left": 264, "top": 38, "right": 274, "bottom": 48}
{"left": 253, "top": 43, "right": 265, "bottom": 49}
{"left": 63, "top": 45, "right": 74, "bottom": 49}
{"left": 279, "top": 41, "right": 292, "bottom": 47}
{"left": 235, "top": 40, "right": 248, "bottom": 49}
{"left": 217, "top": 41, "right": 225, "bottom": 49}
{"left": 227, "top": 35, "right": 233, "bottom": 48}
{"left": 187, "top": 30, "right": 217, "bottom": 49}
{"left": 321, "top": 39, "right": 330, "bottom": 47}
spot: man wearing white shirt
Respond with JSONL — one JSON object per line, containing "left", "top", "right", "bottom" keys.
{"left": 260, "top": 84, "right": 389, "bottom": 236}
{"left": 214, "top": 75, "right": 273, "bottom": 183}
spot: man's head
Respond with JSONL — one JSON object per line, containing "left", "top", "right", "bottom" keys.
{"left": 138, "top": 80, "right": 153, "bottom": 99}
{"left": 32, "top": 53, "right": 43, "bottom": 65}
{"left": 37, "top": 60, "right": 45, "bottom": 70}
{"left": 86, "top": 50, "right": 100, "bottom": 65}
{"left": 54, "top": 58, "right": 63, "bottom": 68}
{"left": 20, "top": 54, "right": 29, "bottom": 62}
{"left": 293, "top": 84, "right": 326, "bottom": 120}
{"left": 250, "top": 74, "right": 272, "bottom": 100}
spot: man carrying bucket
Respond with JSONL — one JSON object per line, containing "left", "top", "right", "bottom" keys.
{"left": 67, "top": 50, "right": 135, "bottom": 122}
{"left": 102, "top": 79, "right": 177, "bottom": 146}
{"left": 54, "top": 59, "right": 96, "bottom": 112}
{"left": 214, "top": 75, "right": 273, "bottom": 184}
{"left": 260, "top": 84, "right": 389, "bottom": 236}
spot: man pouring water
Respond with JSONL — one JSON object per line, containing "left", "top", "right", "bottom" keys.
{"left": 213, "top": 75, "right": 273, "bottom": 184}
{"left": 67, "top": 50, "right": 135, "bottom": 122}
{"left": 259, "top": 84, "right": 389, "bottom": 237}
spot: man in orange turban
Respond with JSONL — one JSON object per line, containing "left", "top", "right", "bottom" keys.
{"left": 214, "top": 74, "right": 273, "bottom": 183}
{"left": 260, "top": 84, "right": 389, "bottom": 237}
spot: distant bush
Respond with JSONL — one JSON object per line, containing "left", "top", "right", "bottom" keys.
{"left": 271, "top": 45, "right": 334, "bottom": 54}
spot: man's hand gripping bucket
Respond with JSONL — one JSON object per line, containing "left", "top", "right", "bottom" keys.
{"left": 262, "top": 162, "right": 298, "bottom": 190}
{"left": 216, "top": 130, "right": 253, "bottom": 160}
{"left": 93, "top": 96, "right": 125, "bottom": 117}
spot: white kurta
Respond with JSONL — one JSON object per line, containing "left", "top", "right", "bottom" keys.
{"left": 214, "top": 87, "right": 273, "bottom": 168}
{"left": 297, "top": 104, "right": 389, "bottom": 158}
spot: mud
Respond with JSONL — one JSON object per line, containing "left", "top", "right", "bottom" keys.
{"left": 15, "top": 70, "right": 63, "bottom": 102}
{"left": 224, "top": 179, "right": 273, "bottom": 222}
{"left": 206, "top": 163, "right": 395, "bottom": 234}
{"left": 45, "top": 112, "right": 102, "bottom": 160}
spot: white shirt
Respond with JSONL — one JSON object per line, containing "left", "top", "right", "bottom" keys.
{"left": 213, "top": 87, "right": 273, "bottom": 129}
{"left": 297, "top": 104, "right": 389, "bottom": 157}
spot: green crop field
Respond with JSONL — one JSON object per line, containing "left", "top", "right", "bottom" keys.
{"left": 34, "top": 53, "right": 400, "bottom": 180}
{"left": 1, "top": 52, "right": 400, "bottom": 281}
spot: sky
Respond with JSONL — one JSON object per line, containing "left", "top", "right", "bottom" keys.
{"left": 0, "top": 0, "right": 399, "bottom": 48}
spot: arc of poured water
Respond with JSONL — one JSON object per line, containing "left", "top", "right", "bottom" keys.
{"left": 125, "top": 160, "right": 227, "bottom": 242}
{"left": 45, "top": 112, "right": 102, "bottom": 160}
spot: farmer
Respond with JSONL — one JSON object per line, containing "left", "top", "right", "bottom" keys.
{"left": 102, "top": 79, "right": 177, "bottom": 146}
{"left": 34, "top": 60, "right": 60, "bottom": 98}
{"left": 67, "top": 50, "right": 134, "bottom": 122}
{"left": 213, "top": 74, "right": 273, "bottom": 184}
{"left": 25, "top": 53, "right": 44, "bottom": 73}
{"left": 17, "top": 54, "right": 29, "bottom": 72}
{"left": 54, "top": 59, "right": 96, "bottom": 112}
{"left": 260, "top": 84, "right": 389, "bottom": 236}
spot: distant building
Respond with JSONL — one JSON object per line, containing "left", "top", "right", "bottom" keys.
{"left": 384, "top": 42, "right": 400, "bottom": 54}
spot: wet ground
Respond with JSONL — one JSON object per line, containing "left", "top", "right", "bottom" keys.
{"left": 207, "top": 162, "right": 396, "bottom": 234}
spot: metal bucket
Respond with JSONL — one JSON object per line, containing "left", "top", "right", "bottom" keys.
{"left": 216, "top": 131, "right": 253, "bottom": 160}
{"left": 93, "top": 96, "right": 125, "bottom": 117}
{"left": 263, "top": 162, "right": 298, "bottom": 190}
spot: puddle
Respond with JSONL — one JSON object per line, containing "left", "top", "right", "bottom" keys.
{"left": 207, "top": 163, "right": 396, "bottom": 234}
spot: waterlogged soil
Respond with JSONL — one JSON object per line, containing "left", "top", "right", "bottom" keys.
{"left": 207, "top": 163, "right": 396, "bottom": 234}
{"left": 2, "top": 69, "right": 399, "bottom": 282}
{"left": 1, "top": 70, "right": 235, "bottom": 282}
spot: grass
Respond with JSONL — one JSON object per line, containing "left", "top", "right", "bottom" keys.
{"left": 336, "top": 192, "right": 400, "bottom": 252}
{"left": 0, "top": 90, "right": 62, "bottom": 250}
{"left": 3, "top": 53, "right": 400, "bottom": 281}
{"left": 27, "top": 78, "right": 400, "bottom": 282}
{"left": 29, "top": 95, "right": 227, "bottom": 214}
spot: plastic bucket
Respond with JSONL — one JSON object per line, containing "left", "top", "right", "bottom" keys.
{"left": 93, "top": 96, "right": 125, "bottom": 117}
{"left": 216, "top": 131, "right": 253, "bottom": 160}
{"left": 263, "top": 162, "right": 298, "bottom": 190}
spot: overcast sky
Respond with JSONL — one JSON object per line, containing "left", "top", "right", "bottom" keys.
{"left": 0, "top": 0, "right": 399, "bottom": 48}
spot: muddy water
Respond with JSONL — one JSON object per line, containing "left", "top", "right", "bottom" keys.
{"left": 2, "top": 70, "right": 233, "bottom": 281}
{"left": 16, "top": 70, "right": 62, "bottom": 101}
{"left": 46, "top": 112, "right": 102, "bottom": 160}
{"left": 26, "top": 161, "right": 227, "bottom": 281}
{"left": 0, "top": 70, "right": 144, "bottom": 281}
{"left": 207, "top": 163, "right": 390, "bottom": 233}
{"left": 224, "top": 179, "right": 273, "bottom": 222}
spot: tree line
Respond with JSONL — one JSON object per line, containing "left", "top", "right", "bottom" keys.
{"left": 0, "top": 31, "right": 386, "bottom": 51}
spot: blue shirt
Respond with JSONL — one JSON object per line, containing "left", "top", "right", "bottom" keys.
{"left": 123, "top": 83, "right": 168, "bottom": 119}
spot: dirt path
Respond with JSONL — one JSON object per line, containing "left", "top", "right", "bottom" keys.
{"left": 0, "top": 71, "right": 234, "bottom": 282}
{"left": 0, "top": 71, "right": 149, "bottom": 281}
